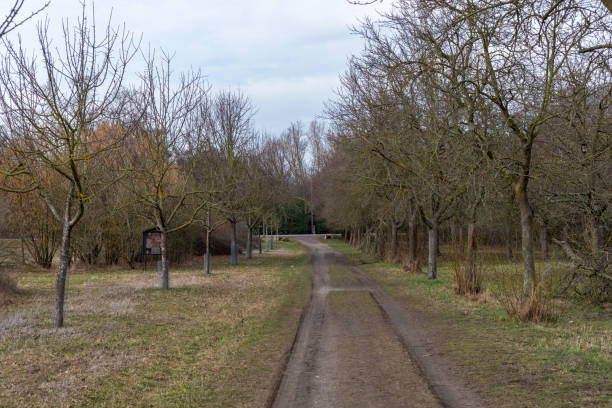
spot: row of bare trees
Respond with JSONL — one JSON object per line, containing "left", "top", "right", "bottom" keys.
{"left": 0, "top": 4, "right": 305, "bottom": 326}
{"left": 321, "top": 0, "right": 611, "bottom": 302}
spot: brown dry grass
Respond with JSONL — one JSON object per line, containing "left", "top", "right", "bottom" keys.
{"left": 499, "top": 287, "right": 559, "bottom": 323}
{"left": 0, "top": 241, "right": 311, "bottom": 407}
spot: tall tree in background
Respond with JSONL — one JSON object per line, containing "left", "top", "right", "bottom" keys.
{"left": 209, "top": 89, "right": 256, "bottom": 266}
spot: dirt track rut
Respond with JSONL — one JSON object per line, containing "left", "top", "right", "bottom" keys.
{"left": 271, "top": 236, "right": 486, "bottom": 408}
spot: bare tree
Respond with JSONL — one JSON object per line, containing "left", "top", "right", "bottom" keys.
{"left": 0, "top": 5, "right": 139, "bottom": 327}
{"left": 122, "top": 52, "right": 209, "bottom": 289}
{"left": 0, "top": 0, "right": 49, "bottom": 39}
{"left": 209, "top": 89, "right": 256, "bottom": 266}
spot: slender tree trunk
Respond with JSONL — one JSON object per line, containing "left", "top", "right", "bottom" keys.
{"left": 204, "top": 228, "right": 211, "bottom": 274}
{"left": 466, "top": 222, "right": 477, "bottom": 284}
{"left": 310, "top": 212, "right": 316, "bottom": 234}
{"left": 540, "top": 226, "right": 549, "bottom": 260}
{"left": 408, "top": 215, "right": 417, "bottom": 264}
{"left": 20, "top": 236, "right": 25, "bottom": 265}
{"left": 466, "top": 223, "right": 476, "bottom": 264}
{"left": 230, "top": 221, "right": 238, "bottom": 265}
{"left": 505, "top": 192, "right": 514, "bottom": 261}
{"left": 54, "top": 220, "right": 72, "bottom": 328}
{"left": 159, "top": 229, "right": 169, "bottom": 289}
{"left": 258, "top": 226, "right": 262, "bottom": 255}
{"left": 517, "top": 181, "right": 536, "bottom": 296}
{"left": 246, "top": 227, "right": 253, "bottom": 259}
{"left": 391, "top": 221, "right": 399, "bottom": 262}
{"left": 428, "top": 220, "right": 439, "bottom": 280}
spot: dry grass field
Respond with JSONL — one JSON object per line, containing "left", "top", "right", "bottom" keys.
{"left": 0, "top": 241, "right": 311, "bottom": 407}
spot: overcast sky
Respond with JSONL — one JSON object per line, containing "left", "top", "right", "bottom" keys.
{"left": 8, "top": 0, "right": 391, "bottom": 134}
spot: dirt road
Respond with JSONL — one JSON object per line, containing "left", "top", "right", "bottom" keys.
{"left": 271, "top": 236, "right": 485, "bottom": 408}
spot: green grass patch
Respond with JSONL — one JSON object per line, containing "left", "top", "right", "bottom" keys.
{"left": 325, "top": 239, "right": 612, "bottom": 408}
{"left": 327, "top": 262, "right": 360, "bottom": 287}
{"left": 0, "top": 242, "right": 311, "bottom": 407}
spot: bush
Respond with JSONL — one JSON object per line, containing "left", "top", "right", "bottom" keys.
{"left": 499, "top": 271, "right": 558, "bottom": 323}
{"left": 451, "top": 245, "right": 483, "bottom": 296}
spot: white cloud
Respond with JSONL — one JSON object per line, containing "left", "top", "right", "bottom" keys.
{"left": 4, "top": 0, "right": 392, "bottom": 133}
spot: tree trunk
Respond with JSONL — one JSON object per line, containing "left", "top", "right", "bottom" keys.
{"left": 310, "top": 211, "right": 316, "bottom": 234}
{"left": 517, "top": 182, "right": 536, "bottom": 296}
{"left": 20, "top": 237, "right": 25, "bottom": 265}
{"left": 54, "top": 221, "right": 72, "bottom": 328}
{"left": 258, "top": 226, "right": 262, "bottom": 255}
{"left": 505, "top": 192, "right": 514, "bottom": 261}
{"left": 408, "top": 215, "right": 417, "bottom": 263}
{"left": 204, "top": 228, "right": 211, "bottom": 274}
{"left": 540, "top": 226, "right": 549, "bottom": 260}
{"left": 427, "top": 220, "right": 439, "bottom": 280}
{"left": 159, "top": 229, "right": 169, "bottom": 289}
{"left": 466, "top": 223, "right": 476, "bottom": 264}
{"left": 466, "top": 222, "right": 477, "bottom": 284}
{"left": 246, "top": 227, "right": 253, "bottom": 259}
{"left": 230, "top": 221, "right": 239, "bottom": 265}
{"left": 391, "top": 221, "right": 399, "bottom": 262}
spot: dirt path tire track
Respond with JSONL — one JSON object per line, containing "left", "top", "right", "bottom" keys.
{"left": 270, "top": 236, "right": 487, "bottom": 408}
{"left": 344, "top": 261, "right": 487, "bottom": 408}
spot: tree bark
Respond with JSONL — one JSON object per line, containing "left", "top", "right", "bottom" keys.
{"left": 505, "top": 192, "right": 514, "bottom": 261}
{"left": 159, "top": 229, "right": 169, "bottom": 289}
{"left": 246, "top": 227, "right": 253, "bottom": 259}
{"left": 230, "top": 220, "right": 239, "bottom": 265}
{"left": 310, "top": 211, "right": 316, "bottom": 234}
{"left": 258, "top": 226, "right": 262, "bottom": 255}
{"left": 391, "top": 221, "right": 399, "bottom": 262}
{"left": 466, "top": 222, "right": 477, "bottom": 284}
{"left": 428, "top": 220, "right": 439, "bottom": 280}
{"left": 204, "top": 228, "right": 211, "bottom": 274}
{"left": 54, "top": 220, "right": 72, "bottom": 327}
{"left": 408, "top": 215, "right": 417, "bottom": 263}
{"left": 517, "top": 182, "right": 536, "bottom": 296}
{"left": 20, "top": 236, "right": 25, "bottom": 265}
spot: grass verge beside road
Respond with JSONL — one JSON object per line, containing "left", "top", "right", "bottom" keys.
{"left": 326, "top": 239, "right": 611, "bottom": 408}
{"left": 0, "top": 241, "right": 311, "bottom": 407}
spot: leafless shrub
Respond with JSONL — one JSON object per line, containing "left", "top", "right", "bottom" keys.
{"left": 451, "top": 245, "right": 483, "bottom": 296}
{"left": 499, "top": 269, "right": 558, "bottom": 323}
